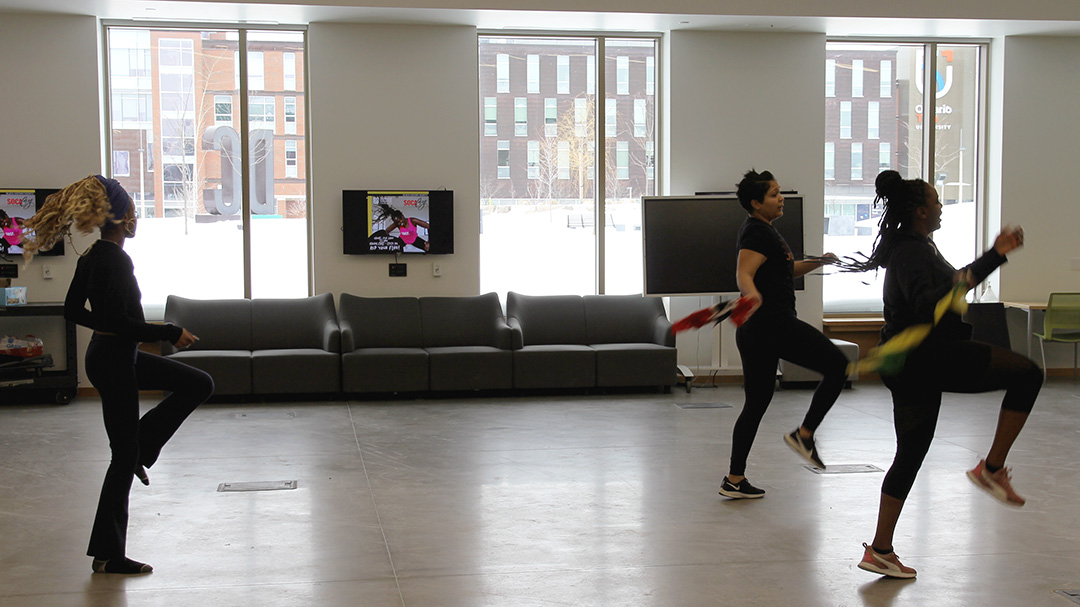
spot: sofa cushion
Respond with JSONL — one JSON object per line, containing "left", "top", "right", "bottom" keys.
{"left": 506, "top": 292, "right": 587, "bottom": 346}
{"left": 426, "top": 346, "right": 513, "bottom": 391}
{"left": 339, "top": 294, "right": 423, "bottom": 349}
{"left": 342, "top": 347, "right": 429, "bottom": 393}
{"left": 512, "top": 344, "right": 596, "bottom": 389}
{"left": 162, "top": 296, "right": 252, "bottom": 355}
{"left": 592, "top": 343, "right": 677, "bottom": 387}
{"left": 165, "top": 350, "right": 252, "bottom": 395}
{"left": 251, "top": 349, "right": 340, "bottom": 394}
{"left": 419, "top": 293, "right": 511, "bottom": 349}
{"left": 584, "top": 295, "right": 672, "bottom": 346}
{"left": 252, "top": 293, "right": 339, "bottom": 352}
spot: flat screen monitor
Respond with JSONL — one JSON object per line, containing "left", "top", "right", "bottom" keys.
{"left": 342, "top": 190, "right": 454, "bottom": 255}
{"left": 1, "top": 188, "right": 64, "bottom": 257}
{"left": 641, "top": 194, "right": 803, "bottom": 296}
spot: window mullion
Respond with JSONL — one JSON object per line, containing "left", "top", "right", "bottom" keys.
{"left": 923, "top": 43, "right": 937, "bottom": 185}
{"left": 238, "top": 29, "right": 253, "bottom": 299}
{"left": 595, "top": 37, "right": 606, "bottom": 295}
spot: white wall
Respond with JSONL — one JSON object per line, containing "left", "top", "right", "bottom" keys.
{"left": 998, "top": 36, "right": 1080, "bottom": 301}
{"left": 996, "top": 35, "right": 1080, "bottom": 370}
{"left": 664, "top": 30, "right": 826, "bottom": 371}
{"left": 308, "top": 22, "right": 481, "bottom": 298}
{"left": 0, "top": 13, "right": 103, "bottom": 386}
{"left": 0, "top": 13, "right": 103, "bottom": 301}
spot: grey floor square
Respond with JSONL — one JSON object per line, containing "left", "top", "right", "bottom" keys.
{"left": 2, "top": 379, "right": 1078, "bottom": 606}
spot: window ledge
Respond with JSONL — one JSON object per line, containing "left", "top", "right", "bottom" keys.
{"left": 823, "top": 315, "right": 885, "bottom": 332}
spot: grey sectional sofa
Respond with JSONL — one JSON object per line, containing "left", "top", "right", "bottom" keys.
{"left": 161, "top": 291, "right": 676, "bottom": 398}
{"left": 162, "top": 293, "right": 341, "bottom": 395}
{"left": 337, "top": 292, "right": 514, "bottom": 393}
{"left": 507, "top": 292, "right": 676, "bottom": 389}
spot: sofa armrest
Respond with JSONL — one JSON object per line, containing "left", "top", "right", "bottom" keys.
{"left": 322, "top": 318, "right": 341, "bottom": 353}
{"left": 495, "top": 317, "right": 513, "bottom": 350}
{"left": 338, "top": 319, "right": 355, "bottom": 353}
{"left": 507, "top": 317, "right": 523, "bottom": 350}
{"left": 653, "top": 314, "right": 675, "bottom": 347}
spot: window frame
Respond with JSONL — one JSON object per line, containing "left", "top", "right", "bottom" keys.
{"left": 102, "top": 22, "right": 312, "bottom": 303}
{"left": 514, "top": 96, "right": 528, "bottom": 136}
{"left": 284, "top": 95, "right": 297, "bottom": 135}
{"left": 283, "top": 51, "right": 296, "bottom": 91}
{"left": 867, "top": 100, "right": 879, "bottom": 139}
{"left": 285, "top": 139, "right": 298, "bottom": 178}
{"left": 824, "top": 38, "right": 990, "bottom": 314}
{"left": 477, "top": 32, "right": 661, "bottom": 296}
{"left": 214, "top": 93, "right": 233, "bottom": 126}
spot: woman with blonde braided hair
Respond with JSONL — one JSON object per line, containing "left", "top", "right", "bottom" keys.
{"left": 24, "top": 175, "right": 213, "bottom": 575}
{"left": 850, "top": 170, "right": 1041, "bottom": 579}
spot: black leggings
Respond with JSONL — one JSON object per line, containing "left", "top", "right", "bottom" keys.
{"left": 880, "top": 339, "right": 1041, "bottom": 501}
{"left": 730, "top": 314, "right": 849, "bottom": 476}
{"left": 85, "top": 334, "right": 214, "bottom": 560}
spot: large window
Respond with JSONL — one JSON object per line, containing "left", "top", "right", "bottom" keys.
{"left": 824, "top": 42, "right": 983, "bottom": 312}
{"left": 514, "top": 97, "right": 528, "bottom": 136}
{"left": 106, "top": 27, "right": 308, "bottom": 309}
{"left": 478, "top": 35, "right": 658, "bottom": 297}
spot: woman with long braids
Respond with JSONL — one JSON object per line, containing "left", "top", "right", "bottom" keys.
{"left": 852, "top": 170, "right": 1040, "bottom": 579}
{"left": 22, "top": 175, "right": 214, "bottom": 575}
{"left": 367, "top": 203, "right": 430, "bottom": 252}
{"left": 719, "top": 169, "right": 850, "bottom": 499}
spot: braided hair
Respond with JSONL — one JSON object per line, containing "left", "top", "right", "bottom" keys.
{"left": 848, "top": 170, "right": 933, "bottom": 271}
{"left": 373, "top": 202, "right": 405, "bottom": 227}
{"left": 19, "top": 176, "right": 116, "bottom": 263}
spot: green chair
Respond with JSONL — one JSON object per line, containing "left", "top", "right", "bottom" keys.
{"left": 1033, "top": 292, "right": 1080, "bottom": 378}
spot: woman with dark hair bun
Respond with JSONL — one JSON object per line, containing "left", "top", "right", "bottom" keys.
{"left": 718, "top": 169, "right": 849, "bottom": 499}
{"left": 853, "top": 170, "right": 1041, "bottom": 579}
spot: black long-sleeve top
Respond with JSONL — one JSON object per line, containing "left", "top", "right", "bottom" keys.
{"left": 881, "top": 230, "right": 1006, "bottom": 343}
{"left": 64, "top": 240, "right": 183, "bottom": 344}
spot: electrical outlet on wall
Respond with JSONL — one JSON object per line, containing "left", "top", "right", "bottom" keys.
{"left": 432, "top": 263, "right": 442, "bottom": 277}
{"left": 42, "top": 265, "right": 54, "bottom": 279}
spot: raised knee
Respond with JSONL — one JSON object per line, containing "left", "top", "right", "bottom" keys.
{"left": 1025, "top": 362, "right": 1044, "bottom": 386}
{"left": 198, "top": 372, "right": 215, "bottom": 401}
{"left": 828, "top": 355, "right": 851, "bottom": 379}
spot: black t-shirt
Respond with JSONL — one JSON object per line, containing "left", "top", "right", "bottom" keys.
{"left": 736, "top": 216, "right": 796, "bottom": 318}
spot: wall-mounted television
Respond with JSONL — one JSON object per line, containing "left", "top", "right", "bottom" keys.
{"left": 1, "top": 188, "right": 64, "bottom": 258}
{"left": 641, "top": 194, "right": 804, "bottom": 296}
{"left": 342, "top": 190, "right": 454, "bottom": 255}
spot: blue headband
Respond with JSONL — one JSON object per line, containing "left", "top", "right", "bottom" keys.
{"left": 93, "top": 175, "right": 131, "bottom": 219}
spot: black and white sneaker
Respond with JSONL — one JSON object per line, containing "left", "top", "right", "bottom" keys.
{"left": 785, "top": 429, "right": 825, "bottom": 469}
{"left": 719, "top": 476, "right": 766, "bottom": 499}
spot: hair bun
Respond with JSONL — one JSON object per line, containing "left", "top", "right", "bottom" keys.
{"left": 875, "top": 170, "right": 903, "bottom": 199}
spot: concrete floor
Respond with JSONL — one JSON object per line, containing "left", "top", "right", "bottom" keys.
{"left": 2, "top": 379, "right": 1079, "bottom": 607}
